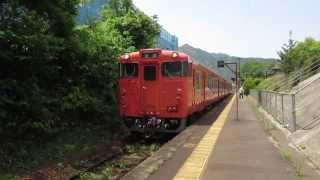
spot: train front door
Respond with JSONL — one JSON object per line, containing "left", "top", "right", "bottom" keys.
{"left": 140, "top": 64, "right": 159, "bottom": 115}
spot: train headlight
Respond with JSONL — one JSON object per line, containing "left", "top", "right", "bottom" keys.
{"left": 124, "top": 54, "right": 130, "bottom": 60}
{"left": 172, "top": 52, "right": 179, "bottom": 58}
{"left": 167, "top": 106, "right": 178, "bottom": 112}
{"left": 172, "top": 106, "right": 176, "bottom": 111}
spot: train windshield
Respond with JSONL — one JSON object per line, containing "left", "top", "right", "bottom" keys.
{"left": 120, "top": 63, "right": 138, "bottom": 78}
{"left": 162, "top": 61, "right": 189, "bottom": 77}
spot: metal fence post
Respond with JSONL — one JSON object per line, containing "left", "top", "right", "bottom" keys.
{"left": 273, "top": 94, "right": 276, "bottom": 117}
{"left": 258, "top": 91, "right": 261, "bottom": 105}
{"left": 275, "top": 94, "right": 278, "bottom": 121}
{"left": 268, "top": 93, "right": 271, "bottom": 113}
{"left": 262, "top": 92, "right": 264, "bottom": 107}
{"left": 292, "top": 93, "right": 297, "bottom": 131}
{"left": 266, "top": 93, "right": 268, "bottom": 109}
{"left": 266, "top": 92, "right": 268, "bottom": 109}
{"left": 281, "top": 94, "right": 284, "bottom": 125}
{"left": 270, "top": 93, "right": 274, "bottom": 118}
{"left": 265, "top": 92, "right": 267, "bottom": 111}
{"left": 265, "top": 92, "right": 268, "bottom": 111}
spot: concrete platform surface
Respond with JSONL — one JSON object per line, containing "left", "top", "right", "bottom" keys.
{"left": 201, "top": 97, "right": 297, "bottom": 180}
{"left": 148, "top": 96, "right": 320, "bottom": 180}
{"left": 122, "top": 97, "right": 232, "bottom": 180}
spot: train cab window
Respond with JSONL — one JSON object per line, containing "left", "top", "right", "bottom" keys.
{"left": 162, "top": 61, "right": 189, "bottom": 77}
{"left": 181, "top": 61, "right": 189, "bottom": 76}
{"left": 120, "top": 63, "right": 138, "bottom": 77}
{"left": 144, "top": 66, "right": 156, "bottom": 81}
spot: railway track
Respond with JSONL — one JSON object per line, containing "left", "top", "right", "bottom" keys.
{"left": 20, "top": 133, "right": 174, "bottom": 180}
{"left": 69, "top": 133, "right": 175, "bottom": 180}
{"left": 21, "top": 97, "right": 229, "bottom": 180}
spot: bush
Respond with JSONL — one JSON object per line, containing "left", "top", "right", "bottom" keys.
{"left": 0, "top": 0, "right": 160, "bottom": 172}
{"left": 243, "top": 78, "right": 261, "bottom": 95}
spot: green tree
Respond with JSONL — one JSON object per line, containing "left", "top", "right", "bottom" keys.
{"left": 277, "top": 32, "right": 297, "bottom": 74}
{"left": 243, "top": 78, "right": 261, "bottom": 95}
{"left": 241, "top": 60, "right": 274, "bottom": 78}
{"left": 102, "top": 0, "right": 161, "bottom": 49}
{"left": 108, "top": 0, "right": 133, "bottom": 16}
{"left": 0, "top": 0, "right": 161, "bottom": 172}
{"left": 23, "top": 0, "right": 79, "bottom": 37}
{"left": 278, "top": 36, "right": 320, "bottom": 74}
{"left": 0, "top": 1, "right": 72, "bottom": 137}
{"left": 292, "top": 38, "right": 320, "bottom": 67}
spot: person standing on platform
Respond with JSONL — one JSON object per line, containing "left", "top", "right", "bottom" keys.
{"left": 239, "top": 86, "right": 244, "bottom": 99}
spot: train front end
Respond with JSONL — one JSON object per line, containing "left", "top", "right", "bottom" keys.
{"left": 119, "top": 49, "right": 192, "bottom": 133}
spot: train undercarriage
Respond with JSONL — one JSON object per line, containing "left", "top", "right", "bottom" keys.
{"left": 123, "top": 116, "right": 187, "bottom": 133}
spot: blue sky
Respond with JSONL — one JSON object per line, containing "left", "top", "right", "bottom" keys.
{"left": 133, "top": 0, "right": 320, "bottom": 58}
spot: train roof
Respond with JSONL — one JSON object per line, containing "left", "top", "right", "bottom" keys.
{"left": 120, "top": 49, "right": 231, "bottom": 83}
{"left": 120, "top": 49, "right": 190, "bottom": 62}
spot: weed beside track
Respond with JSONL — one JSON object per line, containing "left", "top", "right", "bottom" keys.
{"left": 72, "top": 133, "right": 175, "bottom": 180}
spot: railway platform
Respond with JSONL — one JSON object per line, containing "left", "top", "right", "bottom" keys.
{"left": 123, "top": 95, "right": 320, "bottom": 180}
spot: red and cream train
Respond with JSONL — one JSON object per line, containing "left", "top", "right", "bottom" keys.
{"left": 119, "top": 49, "right": 232, "bottom": 133}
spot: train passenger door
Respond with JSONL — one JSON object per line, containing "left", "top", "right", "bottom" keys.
{"left": 140, "top": 64, "right": 159, "bottom": 115}
{"left": 217, "top": 80, "right": 220, "bottom": 97}
{"left": 192, "top": 69, "right": 196, "bottom": 106}
{"left": 202, "top": 72, "right": 206, "bottom": 103}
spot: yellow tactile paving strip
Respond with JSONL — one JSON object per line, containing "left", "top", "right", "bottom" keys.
{"left": 173, "top": 95, "right": 235, "bottom": 180}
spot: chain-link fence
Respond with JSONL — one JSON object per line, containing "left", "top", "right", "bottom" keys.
{"left": 250, "top": 60, "right": 320, "bottom": 132}
{"left": 251, "top": 90, "right": 297, "bottom": 132}
{"left": 251, "top": 75, "right": 320, "bottom": 132}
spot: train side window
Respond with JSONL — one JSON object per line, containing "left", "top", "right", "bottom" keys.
{"left": 208, "top": 77, "right": 213, "bottom": 89}
{"left": 196, "top": 72, "right": 201, "bottom": 89}
{"left": 216, "top": 80, "right": 219, "bottom": 91}
{"left": 120, "top": 63, "right": 138, "bottom": 77}
{"left": 188, "top": 63, "right": 192, "bottom": 76}
{"left": 144, "top": 66, "right": 156, "bottom": 81}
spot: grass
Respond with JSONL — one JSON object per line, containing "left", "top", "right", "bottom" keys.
{"left": 0, "top": 123, "right": 122, "bottom": 177}
{"left": 280, "top": 148, "right": 292, "bottom": 162}
{"left": 263, "top": 117, "right": 276, "bottom": 131}
{"left": 79, "top": 172, "right": 105, "bottom": 180}
{"left": 279, "top": 148, "right": 305, "bottom": 178}
{"left": 78, "top": 142, "right": 161, "bottom": 180}
{"left": 295, "top": 159, "right": 305, "bottom": 177}
{"left": 299, "top": 145, "right": 307, "bottom": 150}
{"left": 123, "top": 143, "right": 160, "bottom": 154}
{"left": 256, "top": 74, "right": 286, "bottom": 90}
{"left": 0, "top": 175, "right": 20, "bottom": 180}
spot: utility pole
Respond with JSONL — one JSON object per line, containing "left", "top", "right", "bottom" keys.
{"left": 237, "top": 58, "right": 241, "bottom": 120}
{"left": 218, "top": 60, "right": 240, "bottom": 120}
{"left": 235, "top": 62, "right": 239, "bottom": 120}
